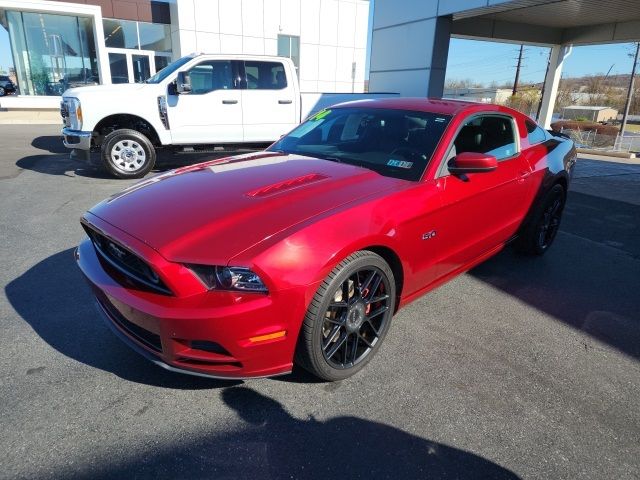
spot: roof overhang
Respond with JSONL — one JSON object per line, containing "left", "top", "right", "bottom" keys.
{"left": 450, "top": 0, "right": 640, "bottom": 46}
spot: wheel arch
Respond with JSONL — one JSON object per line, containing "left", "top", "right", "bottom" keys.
{"left": 93, "top": 113, "right": 161, "bottom": 147}
{"left": 311, "top": 236, "right": 406, "bottom": 313}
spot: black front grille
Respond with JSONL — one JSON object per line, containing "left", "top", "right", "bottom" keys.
{"left": 83, "top": 224, "right": 172, "bottom": 295}
{"left": 99, "top": 297, "right": 162, "bottom": 352}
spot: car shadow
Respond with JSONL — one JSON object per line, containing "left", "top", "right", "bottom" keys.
{"left": 31, "top": 135, "right": 69, "bottom": 154}
{"left": 5, "top": 248, "right": 239, "bottom": 389}
{"left": 51, "top": 386, "right": 521, "bottom": 479}
{"left": 16, "top": 141, "right": 231, "bottom": 178}
{"left": 470, "top": 190, "right": 640, "bottom": 360}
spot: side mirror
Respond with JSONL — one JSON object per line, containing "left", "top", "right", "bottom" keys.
{"left": 176, "top": 71, "right": 191, "bottom": 94}
{"left": 448, "top": 152, "right": 498, "bottom": 175}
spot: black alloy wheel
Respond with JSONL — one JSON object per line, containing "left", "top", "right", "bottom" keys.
{"left": 515, "top": 183, "right": 566, "bottom": 255}
{"left": 536, "top": 192, "right": 563, "bottom": 251}
{"left": 297, "top": 251, "right": 396, "bottom": 381}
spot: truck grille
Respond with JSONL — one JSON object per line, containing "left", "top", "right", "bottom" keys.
{"left": 83, "top": 224, "right": 172, "bottom": 295}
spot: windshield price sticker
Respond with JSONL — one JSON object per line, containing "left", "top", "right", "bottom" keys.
{"left": 387, "top": 159, "right": 413, "bottom": 169}
{"left": 312, "top": 109, "right": 331, "bottom": 121}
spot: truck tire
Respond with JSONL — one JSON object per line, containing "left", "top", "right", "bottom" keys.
{"left": 101, "top": 128, "right": 156, "bottom": 179}
{"left": 0, "top": 87, "right": 6, "bottom": 97}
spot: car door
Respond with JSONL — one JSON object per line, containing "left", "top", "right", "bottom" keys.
{"left": 239, "top": 60, "right": 298, "bottom": 142}
{"left": 432, "top": 113, "right": 533, "bottom": 276}
{"left": 168, "top": 59, "right": 243, "bottom": 145}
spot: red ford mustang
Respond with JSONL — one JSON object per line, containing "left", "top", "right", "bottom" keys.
{"left": 77, "top": 98, "right": 576, "bottom": 381}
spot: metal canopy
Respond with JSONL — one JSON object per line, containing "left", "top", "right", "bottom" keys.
{"left": 451, "top": 0, "right": 640, "bottom": 45}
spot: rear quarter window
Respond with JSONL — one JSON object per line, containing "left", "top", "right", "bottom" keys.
{"left": 526, "top": 120, "right": 547, "bottom": 144}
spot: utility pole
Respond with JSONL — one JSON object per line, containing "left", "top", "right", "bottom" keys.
{"left": 512, "top": 44, "right": 524, "bottom": 96}
{"left": 536, "top": 48, "right": 553, "bottom": 121}
{"left": 620, "top": 42, "right": 640, "bottom": 138}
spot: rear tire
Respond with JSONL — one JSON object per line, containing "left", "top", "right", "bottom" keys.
{"left": 515, "top": 184, "right": 566, "bottom": 255}
{"left": 101, "top": 128, "right": 156, "bottom": 179}
{"left": 296, "top": 251, "right": 396, "bottom": 381}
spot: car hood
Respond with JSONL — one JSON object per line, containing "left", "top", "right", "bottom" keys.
{"left": 63, "top": 83, "right": 149, "bottom": 99}
{"left": 88, "top": 152, "right": 406, "bottom": 264}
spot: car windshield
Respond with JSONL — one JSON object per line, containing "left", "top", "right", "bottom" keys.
{"left": 268, "top": 107, "right": 451, "bottom": 181}
{"left": 145, "top": 55, "right": 195, "bottom": 84}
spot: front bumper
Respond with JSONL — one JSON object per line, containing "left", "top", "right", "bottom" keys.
{"left": 75, "top": 229, "right": 309, "bottom": 379}
{"left": 62, "top": 127, "right": 92, "bottom": 150}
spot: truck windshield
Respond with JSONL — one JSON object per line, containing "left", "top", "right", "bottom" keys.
{"left": 268, "top": 107, "right": 452, "bottom": 181}
{"left": 145, "top": 55, "right": 195, "bottom": 84}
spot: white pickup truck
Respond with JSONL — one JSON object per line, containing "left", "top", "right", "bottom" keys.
{"left": 61, "top": 54, "right": 397, "bottom": 178}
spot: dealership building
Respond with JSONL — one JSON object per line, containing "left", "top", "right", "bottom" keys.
{"left": 0, "top": 0, "right": 370, "bottom": 107}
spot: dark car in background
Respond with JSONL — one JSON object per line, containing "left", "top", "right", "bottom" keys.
{"left": 0, "top": 76, "right": 17, "bottom": 96}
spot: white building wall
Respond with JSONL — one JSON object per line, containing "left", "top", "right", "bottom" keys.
{"left": 171, "top": 0, "right": 369, "bottom": 93}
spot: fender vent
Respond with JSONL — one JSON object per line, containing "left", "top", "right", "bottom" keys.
{"left": 246, "top": 173, "right": 328, "bottom": 197}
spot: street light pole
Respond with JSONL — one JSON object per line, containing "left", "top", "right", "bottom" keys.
{"left": 620, "top": 42, "right": 640, "bottom": 138}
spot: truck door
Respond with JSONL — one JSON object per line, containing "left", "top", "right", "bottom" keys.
{"left": 168, "top": 59, "right": 243, "bottom": 145}
{"left": 239, "top": 60, "right": 298, "bottom": 142}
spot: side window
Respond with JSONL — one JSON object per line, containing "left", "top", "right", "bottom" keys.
{"left": 188, "top": 60, "right": 234, "bottom": 94}
{"left": 453, "top": 115, "right": 517, "bottom": 161}
{"left": 526, "top": 120, "right": 547, "bottom": 144}
{"left": 243, "top": 61, "right": 287, "bottom": 90}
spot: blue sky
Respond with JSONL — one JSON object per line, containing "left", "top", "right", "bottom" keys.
{"left": 445, "top": 38, "right": 639, "bottom": 87}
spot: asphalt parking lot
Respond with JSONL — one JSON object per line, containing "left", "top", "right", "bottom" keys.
{"left": 1, "top": 124, "right": 639, "bottom": 479}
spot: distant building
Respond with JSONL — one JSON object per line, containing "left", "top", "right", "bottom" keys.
{"left": 562, "top": 106, "right": 618, "bottom": 122}
{"left": 443, "top": 87, "right": 513, "bottom": 104}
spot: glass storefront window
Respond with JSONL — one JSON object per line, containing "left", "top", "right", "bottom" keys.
{"left": 139, "top": 22, "right": 171, "bottom": 53}
{"left": 6, "top": 10, "right": 99, "bottom": 96}
{"left": 154, "top": 55, "right": 170, "bottom": 74}
{"left": 108, "top": 52, "right": 128, "bottom": 84}
{"left": 103, "top": 18, "right": 139, "bottom": 49}
{"left": 278, "top": 34, "right": 300, "bottom": 78}
{"left": 132, "top": 54, "right": 150, "bottom": 83}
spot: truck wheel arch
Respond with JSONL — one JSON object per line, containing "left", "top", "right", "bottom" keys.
{"left": 93, "top": 114, "right": 161, "bottom": 148}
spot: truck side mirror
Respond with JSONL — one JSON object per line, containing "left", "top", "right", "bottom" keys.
{"left": 176, "top": 71, "right": 192, "bottom": 94}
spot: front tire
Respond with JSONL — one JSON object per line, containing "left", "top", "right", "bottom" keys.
{"left": 101, "top": 128, "right": 156, "bottom": 179}
{"left": 296, "top": 251, "right": 396, "bottom": 381}
{"left": 515, "top": 184, "right": 566, "bottom": 255}
{"left": 0, "top": 87, "right": 5, "bottom": 97}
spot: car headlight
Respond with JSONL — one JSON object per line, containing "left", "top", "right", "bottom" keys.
{"left": 186, "top": 265, "right": 268, "bottom": 293}
{"left": 64, "top": 97, "right": 83, "bottom": 130}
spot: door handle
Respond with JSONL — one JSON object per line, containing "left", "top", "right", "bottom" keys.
{"left": 518, "top": 170, "right": 531, "bottom": 183}
{"left": 278, "top": 99, "right": 293, "bottom": 104}
{"left": 222, "top": 99, "right": 238, "bottom": 104}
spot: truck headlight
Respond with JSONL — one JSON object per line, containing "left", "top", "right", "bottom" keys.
{"left": 186, "top": 265, "right": 268, "bottom": 293}
{"left": 64, "top": 97, "right": 83, "bottom": 130}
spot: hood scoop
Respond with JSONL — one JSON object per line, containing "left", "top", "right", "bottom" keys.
{"left": 246, "top": 173, "right": 329, "bottom": 198}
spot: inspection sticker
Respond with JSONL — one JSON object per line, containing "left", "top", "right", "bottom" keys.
{"left": 387, "top": 159, "right": 413, "bottom": 169}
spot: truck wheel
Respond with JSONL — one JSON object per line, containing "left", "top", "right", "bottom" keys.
{"left": 0, "top": 87, "right": 5, "bottom": 97}
{"left": 101, "top": 129, "right": 156, "bottom": 179}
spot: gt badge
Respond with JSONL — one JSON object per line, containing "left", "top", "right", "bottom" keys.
{"left": 422, "top": 230, "right": 436, "bottom": 240}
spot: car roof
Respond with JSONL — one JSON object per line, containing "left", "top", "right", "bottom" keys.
{"left": 331, "top": 97, "right": 517, "bottom": 117}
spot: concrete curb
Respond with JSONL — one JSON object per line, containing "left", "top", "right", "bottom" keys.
{"left": 0, "top": 119, "right": 61, "bottom": 125}
{"left": 576, "top": 147, "right": 637, "bottom": 159}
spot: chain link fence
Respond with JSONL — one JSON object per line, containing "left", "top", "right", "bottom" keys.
{"left": 557, "top": 127, "right": 640, "bottom": 153}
